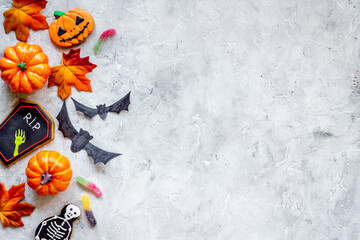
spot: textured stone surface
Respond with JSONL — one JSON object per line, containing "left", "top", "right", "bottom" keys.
{"left": 1, "top": 0, "right": 360, "bottom": 239}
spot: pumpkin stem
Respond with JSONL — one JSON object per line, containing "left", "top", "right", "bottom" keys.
{"left": 17, "top": 62, "right": 27, "bottom": 71}
{"left": 54, "top": 11, "right": 66, "bottom": 18}
{"left": 40, "top": 172, "right": 53, "bottom": 185}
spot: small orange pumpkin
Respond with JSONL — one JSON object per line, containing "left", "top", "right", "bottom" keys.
{"left": 0, "top": 42, "right": 51, "bottom": 93}
{"left": 49, "top": 9, "right": 95, "bottom": 47}
{"left": 26, "top": 151, "right": 72, "bottom": 196}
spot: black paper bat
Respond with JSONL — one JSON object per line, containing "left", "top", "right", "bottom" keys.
{"left": 71, "top": 92, "right": 131, "bottom": 119}
{"left": 56, "top": 101, "right": 121, "bottom": 165}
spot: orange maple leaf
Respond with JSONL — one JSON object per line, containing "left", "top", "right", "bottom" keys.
{"left": 0, "top": 182, "right": 35, "bottom": 228}
{"left": 3, "top": 0, "right": 49, "bottom": 42}
{"left": 48, "top": 48, "right": 97, "bottom": 100}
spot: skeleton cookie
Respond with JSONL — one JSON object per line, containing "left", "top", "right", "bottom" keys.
{"left": 35, "top": 204, "right": 80, "bottom": 240}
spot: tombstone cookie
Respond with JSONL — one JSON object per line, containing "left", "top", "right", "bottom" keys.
{"left": 0, "top": 100, "right": 54, "bottom": 166}
{"left": 35, "top": 204, "right": 80, "bottom": 240}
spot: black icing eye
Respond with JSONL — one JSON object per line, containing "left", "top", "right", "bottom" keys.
{"left": 58, "top": 27, "right": 66, "bottom": 36}
{"left": 76, "top": 16, "right": 84, "bottom": 25}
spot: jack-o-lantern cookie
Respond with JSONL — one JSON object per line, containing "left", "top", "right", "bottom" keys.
{"left": 49, "top": 9, "right": 95, "bottom": 47}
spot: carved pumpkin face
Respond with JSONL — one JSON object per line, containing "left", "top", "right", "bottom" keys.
{"left": 49, "top": 9, "right": 95, "bottom": 47}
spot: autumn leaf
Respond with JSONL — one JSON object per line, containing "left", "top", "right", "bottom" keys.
{"left": 3, "top": 0, "right": 49, "bottom": 42}
{"left": 48, "top": 48, "right": 97, "bottom": 100}
{"left": 0, "top": 182, "right": 35, "bottom": 228}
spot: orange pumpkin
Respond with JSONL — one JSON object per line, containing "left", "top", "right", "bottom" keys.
{"left": 25, "top": 151, "right": 72, "bottom": 196}
{"left": 0, "top": 42, "right": 51, "bottom": 94}
{"left": 49, "top": 9, "right": 95, "bottom": 47}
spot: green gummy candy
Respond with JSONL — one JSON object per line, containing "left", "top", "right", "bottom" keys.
{"left": 76, "top": 175, "right": 90, "bottom": 186}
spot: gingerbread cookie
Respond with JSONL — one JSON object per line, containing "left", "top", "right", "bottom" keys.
{"left": 35, "top": 204, "right": 80, "bottom": 240}
{"left": 0, "top": 100, "right": 54, "bottom": 166}
{"left": 49, "top": 9, "right": 95, "bottom": 47}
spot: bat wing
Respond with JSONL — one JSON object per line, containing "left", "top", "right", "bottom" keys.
{"left": 56, "top": 101, "right": 78, "bottom": 139}
{"left": 107, "top": 91, "right": 131, "bottom": 113}
{"left": 84, "top": 142, "right": 121, "bottom": 165}
{"left": 71, "top": 98, "right": 99, "bottom": 119}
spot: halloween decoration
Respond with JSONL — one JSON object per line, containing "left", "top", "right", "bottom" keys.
{"left": 3, "top": 0, "right": 49, "bottom": 42}
{"left": 82, "top": 194, "right": 97, "bottom": 227}
{"left": 35, "top": 204, "right": 80, "bottom": 240}
{"left": 48, "top": 48, "right": 97, "bottom": 100}
{"left": 0, "top": 100, "right": 54, "bottom": 166}
{"left": 76, "top": 175, "right": 102, "bottom": 197}
{"left": 57, "top": 101, "right": 121, "bottom": 165}
{"left": 0, "top": 182, "right": 35, "bottom": 228}
{"left": 93, "top": 29, "right": 116, "bottom": 54}
{"left": 49, "top": 9, "right": 95, "bottom": 47}
{"left": 0, "top": 42, "right": 51, "bottom": 93}
{"left": 71, "top": 91, "right": 131, "bottom": 119}
{"left": 26, "top": 150, "right": 72, "bottom": 196}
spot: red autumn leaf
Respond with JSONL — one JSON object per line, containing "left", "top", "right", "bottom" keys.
{"left": 0, "top": 182, "right": 35, "bottom": 228}
{"left": 3, "top": 0, "right": 49, "bottom": 42}
{"left": 48, "top": 48, "right": 97, "bottom": 100}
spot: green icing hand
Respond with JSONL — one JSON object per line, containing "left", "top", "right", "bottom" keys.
{"left": 13, "top": 129, "right": 26, "bottom": 157}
